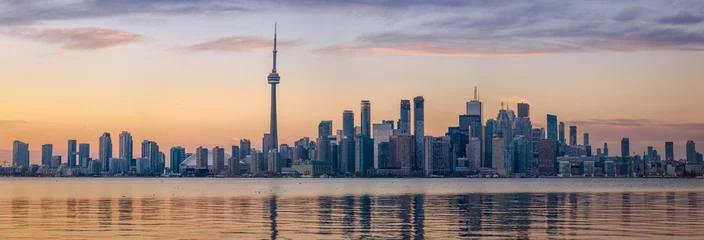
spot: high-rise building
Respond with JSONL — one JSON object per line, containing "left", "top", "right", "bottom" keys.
{"left": 686, "top": 140, "right": 696, "bottom": 163}
{"left": 212, "top": 146, "right": 225, "bottom": 173}
{"left": 141, "top": 140, "right": 160, "bottom": 173}
{"left": 267, "top": 24, "right": 281, "bottom": 153}
{"left": 195, "top": 146, "right": 208, "bottom": 169}
{"left": 559, "top": 122, "right": 566, "bottom": 145}
{"left": 316, "top": 135, "right": 331, "bottom": 162}
{"left": 262, "top": 133, "right": 271, "bottom": 170}
{"left": 42, "top": 144, "right": 53, "bottom": 166}
{"left": 414, "top": 96, "right": 425, "bottom": 169}
{"left": 361, "top": 100, "right": 371, "bottom": 137}
{"left": 79, "top": 143, "right": 90, "bottom": 167}
{"left": 621, "top": 138, "right": 630, "bottom": 157}
{"left": 228, "top": 156, "right": 240, "bottom": 175}
{"left": 514, "top": 117, "right": 532, "bottom": 138}
{"left": 465, "top": 89, "right": 484, "bottom": 163}
{"left": 250, "top": 149, "right": 261, "bottom": 174}
{"left": 339, "top": 136, "right": 355, "bottom": 173}
{"left": 484, "top": 119, "right": 497, "bottom": 168}
{"left": 373, "top": 121, "right": 394, "bottom": 169}
{"left": 118, "top": 131, "right": 133, "bottom": 162}
{"left": 604, "top": 143, "right": 609, "bottom": 157}
{"left": 538, "top": 140, "right": 558, "bottom": 175}
{"left": 343, "top": 110, "right": 355, "bottom": 137}
{"left": 51, "top": 156, "right": 62, "bottom": 168}
{"left": 424, "top": 136, "right": 452, "bottom": 176}
{"left": 231, "top": 146, "right": 240, "bottom": 160}
{"left": 398, "top": 100, "right": 411, "bottom": 134}
{"left": 665, "top": 142, "right": 674, "bottom": 161}
{"left": 583, "top": 133, "right": 590, "bottom": 146}
{"left": 569, "top": 126, "right": 577, "bottom": 146}
{"left": 492, "top": 134, "right": 506, "bottom": 176}
{"left": 531, "top": 128, "right": 544, "bottom": 156}
{"left": 389, "top": 134, "right": 414, "bottom": 175}
{"left": 547, "top": 114, "right": 558, "bottom": 141}
{"left": 12, "top": 141, "right": 30, "bottom": 168}
{"left": 268, "top": 149, "right": 280, "bottom": 173}
{"left": 508, "top": 136, "right": 530, "bottom": 174}
{"left": 467, "top": 137, "right": 482, "bottom": 171}
{"left": 170, "top": 146, "right": 186, "bottom": 173}
{"left": 355, "top": 135, "right": 374, "bottom": 174}
{"left": 99, "top": 132, "right": 112, "bottom": 172}
{"left": 67, "top": 140, "right": 77, "bottom": 167}
{"left": 517, "top": 102, "right": 530, "bottom": 118}
{"left": 239, "top": 139, "right": 251, "bottom": 160}
{"left": 318, "top": 120, "right": 333, "bottom": 138}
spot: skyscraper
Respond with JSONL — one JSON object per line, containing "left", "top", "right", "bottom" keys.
{"left": 621, "top": 138, "right": 630, "bottom": 157}
{"left": 547, "top": 114, "right": 558, "bottom": 141}
{"left": 42, "top": 144, "right": 53, "bottom": 166}
{"left": 267, "top": 24, "right": 281, "bottom": 153}
{"left": 343, "top": 110, "right": 355, "bottom": 137}
{"left": 268, "top": 149, "right": 281, "bottom": 173}
{"left": 79, "top": 143, "right": 90, "bottom": 167}
{"left": 67, "top": 140, "right": 77, "bottom": 167}
{"left": 687, "top": 140, "right": 696, "bottom": 163}
{"left": 517, "top": 102, "right": 530, "bottom": 118}
{"left": 318, "top": 120, "right": 333, "bottom": 138}
{"left": 170, "top": 146, "right": 186, "bottom": 173}
{"left": 398, "top": 100, "right": 411, "bottom": 134}
{"left": 559, "top": 122, "right": 566, "bottom": 145}
{"left": 361, "top": 100, "right": 371, "bottom": 137}
{"left": 119, "top": 131, "right": 133, "bottom": 162}
{"left": 508, "top": 135, "right": 530, "bottom": 174}
{"left": 373, "top": 121, "right": 394, "bottom": 169}
{"left": 465, "top": 88, "right": 483, "bottom": 163}
{"left": 414, "top": 96, "right": 425, "bottom": 169}
{"left": 231, "top": 145, "right": 240, "bottom": 160}
{"left": 262, "top": 133, "right": 271, "bottom": 171}
{"left": 484, "top": 119, "right": 497, "bottom": 168}
{"left": 12, "top": 141, "right": 30, "bottom": 168}
{"left": 569, "top": 126, "right": 577, "bottom": 146}
{"left": 604, "top": 143, "right": 609, "bottom": 157}
{"left": 196, "top": 146, "right": 208, "bottom": 170}
{"left": 665, "top": 142, "right": 674, "bottom": 161}
{"left": 538, "top": 140, "right": 558, "bottom": 175}
{"left": 213, "top": 146, "right": 225, "bottom": 173}
{"left": 583, "top": 133, "right": 590, "bottom": 146}
{"left": 142, "top": 140, "right": 160, "bottom": 173}
{"left": 492, "top": 133, "right": 506, "bottom": 176}
{"left": 424, "top": 136, "right": 452, "bottom": 176}
{"left": 355, "top": 135, "right": 374, "bottom": 174}
{"left": 389, "top": 134, "right": 414, "bottom": 175}
{"left": 99, "top": 132, "right": 112, "bottom": 172}
{"left": 240, "top": 139, "right": 251, "bottom": 160}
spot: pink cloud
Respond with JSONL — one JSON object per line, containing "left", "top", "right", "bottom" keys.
{"left": 317, "top": 43, "right": 564, "bottom": 58}
{"left": 6, "top": 27, "right": 143, "bottom": 50}
{"left": 185, "top": 36, "right": 298, "bottom": 52}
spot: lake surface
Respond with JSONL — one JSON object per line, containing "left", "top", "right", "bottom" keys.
{"left": 1, "top": 178, "right": 703, "bottom": 239}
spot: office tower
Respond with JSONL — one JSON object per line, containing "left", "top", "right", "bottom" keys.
{"left": 316, "top": 135, "right": 331, "bottom": 161}
{"left": 343, "top": 110, "right": 355, "bottom": 137}
{"left": 531, "top": 128, "right": 544, "bottom": 156}
{"left": 465, "top": 89, "right": 484, "bottom": 163}
{"left": 249, "top": 149, "right": 261, "bottom": 174}
{"left": 361, "top": 100, "right": 371, "bottom": 137}
{"left": 280, "top": 144, "right": 292, "bottom": 168}
{"left": 621, "top": 138, "right": 630, "bottom": 157}
{"left": 517, "top": 102, "right": 530, "bottom": 118}
{"left": 583, "top": 133, "right": 590, "bottom": 146}
{"left": 547, "top": 114, "right": 558, "bottom": 141}
{"left": 99, "top": 132, "right": 112, "bottom": 172}
{"left": 42, "top": 144, "right": 53, "bottom": 166}
{"left": 597, "top": 148, "right": 602, "bottom": 157}
{"left": 12, "top": 141, "right": 30, "bottom": 168}
{"left": 484, "top": 119, "right": 497, "bottom": 168}
{"left": 414, "top": 96, "right": 425, "bottom": 169}
{"left": 136, "top": 158, "right": 151, "bottom": 174}
{"left": 142, "top": 140, "right": 160, "bottom": 172}
{"left": 508, "top": 136, "right": 530, "bottom": 174}
{"left": 373, "top": 121, "right": 394, "bottom": 169}
{"left": 318, "top": 120, "right": 333, "bottom": 138}
{"left": 308, "top": 141, "right": 317, "bottom": 161}
{"left": 538, "top": 140, "right": 558, "bottom": 175}
{"left": 170, "top": 146, "right": 186, "bottom": 173}
{"left": 447, "top": 126, "right": 468, "bottom": 163}
{"left": 559, "top": 122, "right": 566, "bottom": 145}
{"left": 263, "top": 133, "right": 271, "bottom": 170}
{"left": 240, "top": 139, "right": 251, "bottom": 160}
{"left": 665, "top": 142, "right": 674, "bottom": 161}
{"left": 496, "top": 105, "right": 515, "bottom": 161}
{"left": 687, "top": 140, "right": 696, "bottom": 163}
{"left": 228, "top": 156, "right": 240, "bottom": 175}
{"left": 195, "top": 146, "right": 208, "bottom": 169}
{"left": 424, "top": 136, "right": 452, "bottom": 176}
{"left": 467, "top": 137, "right": 482, "bottom": 170}
{"left": 339, "top": 136, "right": 355, "bottom": 173}
{"left": 212, "top": 146, "right": 225, "bottom": 173}
{"left": 268, "top": 149, "right": 280, "bottom": 173}
{"left": 355, "top": 135, "right": 374, "bottom": 174}
{"left": 118, "top": 131, "right": 133, "bottom": 162}
{"left": 647, "top": 146, "right": 654, "bottom": 162}
{"left": 67, "top": 140, "right": 77, "bottom": 167}
{"left": 389, "top": 134, "right": 414, "bottom": 175}
{"left": 398, "top": 100, "right": 411, "bottom": 134}
{"left": 267, "top": 24, "right": 280, "bottom": 153}
{"left": 514, "top": 117, "right": 532, "bottom": 138}
{"left": 569, "top": 126, "right": 577, "bottom": 146}
{"left": 51, "top": 156, "right": 62, "bottom": 168}
{"left": 492, "top": 134, "right": 506, "bottom": 176}
{"left": 231, "top": 146, "right": 240, "bottom": 160}
{"left": 604, "top": 143, "right": 609, "bottom": 157}
{"left": 79, "top": 143, "right": 90, "bottom": 167}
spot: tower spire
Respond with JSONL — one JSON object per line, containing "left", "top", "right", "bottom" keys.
{"left": 473, "top": 86, "right": 477, "bottom": 101}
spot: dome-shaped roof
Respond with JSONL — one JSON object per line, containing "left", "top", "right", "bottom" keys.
{"left": 180, "top": 150, "right": 238, "bottom": 169}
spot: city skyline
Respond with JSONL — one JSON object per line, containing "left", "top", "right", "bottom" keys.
{"left": 1, "top": 1, "right": 704, "bottom": 163}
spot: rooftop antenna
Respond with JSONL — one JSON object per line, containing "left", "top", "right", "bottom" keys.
{"left": 473, "top": 86, "right": 478, "bottom": 101}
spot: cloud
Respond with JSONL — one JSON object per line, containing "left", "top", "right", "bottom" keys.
{"left": 5, "top": 27, "right": 143, "bottom": 50}
{"left": 184, "top": 36, "right": 298, "bottom": 52}
{"left": 659, "top": 11, "right": 704, "bottom": 25}
{"left": 0, "top": 0, "right": 249, "bottom": 26}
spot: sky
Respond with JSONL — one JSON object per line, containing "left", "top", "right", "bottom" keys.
{"left": 0, "top": 0, "right": 703, "bottom": 164}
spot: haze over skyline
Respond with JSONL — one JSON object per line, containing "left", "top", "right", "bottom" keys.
{"left": 1, "top": 0, "right": 703, "bottom": 163}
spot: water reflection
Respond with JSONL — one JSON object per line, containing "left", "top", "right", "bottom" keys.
{"left": 2, "top": 192, "right": 704, "bottom": 239}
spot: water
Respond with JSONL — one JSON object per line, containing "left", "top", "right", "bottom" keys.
{"left": 1, "top": 178, "right": 703, "bottom": 239}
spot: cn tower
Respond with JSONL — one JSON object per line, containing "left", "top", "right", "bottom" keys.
{"left": 267, "top": 23, "right": 280, "bottom": 151}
